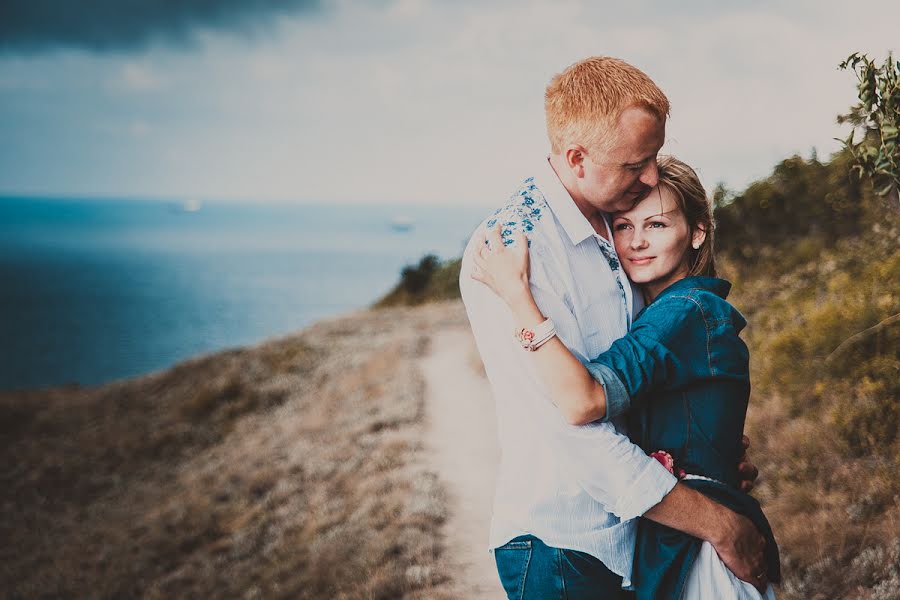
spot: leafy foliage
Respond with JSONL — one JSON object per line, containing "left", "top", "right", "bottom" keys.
{"left": 838, "top": 52, "right": 900, "bottom": 210}
{"left": 713, "top": 151, "right": 877, "bottom": 265}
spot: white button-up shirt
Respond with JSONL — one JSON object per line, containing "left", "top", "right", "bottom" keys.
{"left": 459, "top": 157, "right": 677, "bottom": 586}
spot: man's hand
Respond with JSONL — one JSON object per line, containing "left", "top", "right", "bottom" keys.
{"left": 710, "top": 510, "right": 768, "bottom": 593}
{"left": 644, "top": 483, "right": 769, "bottom": 593}
{"left": 737, "top": 434, "right": 759, "bottom": 493}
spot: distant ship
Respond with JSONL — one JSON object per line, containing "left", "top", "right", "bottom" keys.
{"left": 390, "top": 215, "right": 415, "bottom": 232}
{"left": 181, "top": 199, "right": 203, "bottom": 213}
{"left": 169, "top": 199, "right": 203, "bottom": 213}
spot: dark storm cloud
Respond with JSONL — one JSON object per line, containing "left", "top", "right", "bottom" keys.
{"left": 0, "top": 0, "right": 324, "bottom": 54}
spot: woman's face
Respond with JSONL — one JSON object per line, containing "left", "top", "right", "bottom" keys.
{"left": 611, "top": 185, "right": 704, "bottom": 301}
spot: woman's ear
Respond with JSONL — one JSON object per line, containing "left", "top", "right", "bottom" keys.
{"left": 691, "top": 225, "right": 707, "bottom": 250}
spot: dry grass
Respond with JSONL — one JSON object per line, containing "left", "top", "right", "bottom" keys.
{"left": 0, "top": 302, "right": 470, "bottom": 599}
{"left": 724, "top": 222, "right": 900, "bottom": 600}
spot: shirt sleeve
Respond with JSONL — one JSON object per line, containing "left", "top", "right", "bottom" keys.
{"left": 583, "top": 360, "right": 630, "bottom": 421}
{"left": 459, "top": 227, "right": 677, "bottom": 520}
{"left": 584, "top": 295, "right": 709, "bottom": 417}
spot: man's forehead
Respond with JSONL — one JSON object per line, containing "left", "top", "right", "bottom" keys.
{"left": 609, "top": 108, "right": 666, "bottom": 153}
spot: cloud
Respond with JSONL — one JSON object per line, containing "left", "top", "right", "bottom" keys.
{"left": 120, "top": 63, "right": 164, "bottom": 91}
{"left": 0, "top": 0, "right": 323, "bottom": 55}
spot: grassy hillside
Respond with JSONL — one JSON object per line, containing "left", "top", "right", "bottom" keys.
{"left": 0, "top": 303, "right": 470, "bottom": 599}
{"left": 715, "top": 151, "right": 899, "bottom": 600}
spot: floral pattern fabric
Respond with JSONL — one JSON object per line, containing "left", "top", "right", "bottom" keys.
{"left": 484, "top": 177, "right": 547, "bottom": 248}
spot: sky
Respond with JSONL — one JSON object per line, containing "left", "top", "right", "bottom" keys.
{"left": 0, "top": 0, "right": 897, "bottom": 206}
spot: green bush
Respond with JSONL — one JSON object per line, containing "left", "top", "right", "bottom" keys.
{"left": 374, "top": 256, "right": 462, "bottom": 307}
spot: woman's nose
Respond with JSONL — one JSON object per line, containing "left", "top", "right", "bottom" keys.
{"left": 630, "top": 229, "right": 648, "bottom": 249}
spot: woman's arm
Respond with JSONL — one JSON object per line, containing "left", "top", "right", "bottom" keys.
{"left": 471, "top": 226, "right": 608, "bottom": 425}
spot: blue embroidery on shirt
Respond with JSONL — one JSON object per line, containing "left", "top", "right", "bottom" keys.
{"left": 598, "top": 241, "right": 628, "bottom": 312}
{"left": 598, "top": 243, "right": 620, "bottom": 272}
{"left": 481, "top": 177, "right": 550, "bottom": 249}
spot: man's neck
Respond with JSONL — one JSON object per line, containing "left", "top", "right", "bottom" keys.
{"left": 547, "top": 154, "right": 609, "bottom": 239}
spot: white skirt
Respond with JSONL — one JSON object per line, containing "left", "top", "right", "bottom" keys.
{"left": 682, "top": 541, "right": 776, "bottom": 600}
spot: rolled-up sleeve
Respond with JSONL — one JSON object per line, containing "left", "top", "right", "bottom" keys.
{"left": 547, "top": 414, "right": 679, "bottom": 520}
{"left": 583, "top": 361, "right": 630, "bottom": 421}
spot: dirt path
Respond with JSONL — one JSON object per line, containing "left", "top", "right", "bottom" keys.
{"left": 420, "top": 326, "right": 505, "bottom": 598}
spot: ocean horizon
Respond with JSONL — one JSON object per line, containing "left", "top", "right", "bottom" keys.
{"left": 0, "top": 195, "right": 488, "bottom": 391}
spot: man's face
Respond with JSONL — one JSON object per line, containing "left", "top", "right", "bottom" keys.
{"left": 577, "top": 107, "right": 666, "bottom": 214}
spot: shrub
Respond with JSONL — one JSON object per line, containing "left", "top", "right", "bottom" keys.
{"left": 375, "top": 256, "right": 462, "bottom": 307}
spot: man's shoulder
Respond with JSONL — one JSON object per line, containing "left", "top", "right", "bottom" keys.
{"left": 471, "top": 176, "right": 554, "bottom": 250}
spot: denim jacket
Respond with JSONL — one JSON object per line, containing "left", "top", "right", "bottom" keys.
{"left": 585, "top": 276, "right": 780, "bottom": 599}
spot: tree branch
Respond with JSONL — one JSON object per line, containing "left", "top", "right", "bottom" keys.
{"left": 825, "top": 313, "right": 900, "bottom": 364}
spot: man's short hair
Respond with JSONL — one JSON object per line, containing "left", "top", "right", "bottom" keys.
{"left": 545, "top": 56, "right": 670, "bottom": 155}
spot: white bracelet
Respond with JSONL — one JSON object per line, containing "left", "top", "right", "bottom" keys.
{"left": 515, "top": 318, "right": 557, "bottom": 351}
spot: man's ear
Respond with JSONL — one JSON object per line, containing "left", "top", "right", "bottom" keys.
{"left": 565, "top": 145, "right": 587, "bottom": 178}
{"left": 691, "top": 225, "right": 707, "bottom": 250}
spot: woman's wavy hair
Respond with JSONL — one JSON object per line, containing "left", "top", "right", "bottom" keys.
{"left": 656, "top": 155, "right": 717, "bottom": 277}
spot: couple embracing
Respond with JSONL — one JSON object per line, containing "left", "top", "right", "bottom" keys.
{"left": 459, "top": 57, "right": 780, "bottom": 599}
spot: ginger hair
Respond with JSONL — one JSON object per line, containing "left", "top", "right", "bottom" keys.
{"left": 545, "top": 56, "right": 670, "bottom": 155}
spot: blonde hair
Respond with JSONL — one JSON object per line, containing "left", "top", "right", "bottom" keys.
{"left": 545, "top": 56, "right": 670, "bottom": 155}
{"left": 656, "top": 155, "right": 717, "bottom": 277}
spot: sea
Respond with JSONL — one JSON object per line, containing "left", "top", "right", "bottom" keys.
{"left": 0, "top": 196, "right": 489, "bottom": 391}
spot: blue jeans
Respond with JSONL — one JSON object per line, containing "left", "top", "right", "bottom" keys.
{"left": 494, "top": 535, "right": 633, "bottom": 599}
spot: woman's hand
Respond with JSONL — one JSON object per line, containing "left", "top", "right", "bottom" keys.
{"left": 471, "top": 225, "right": 531, "bottom": 308}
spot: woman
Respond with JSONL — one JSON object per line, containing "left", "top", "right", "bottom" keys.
{"left": 471, "top": 156, "right": 779, "bottom": 600}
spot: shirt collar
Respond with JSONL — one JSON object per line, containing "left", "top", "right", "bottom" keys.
{"left": 532, "top": 156, "right": 599, "bottom": 246}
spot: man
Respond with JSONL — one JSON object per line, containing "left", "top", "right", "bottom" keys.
{"left": 459, "top": 57, "right": 766, "bottom": 598}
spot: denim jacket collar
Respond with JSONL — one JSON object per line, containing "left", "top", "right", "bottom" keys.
{"left": 652, "top": 276, "right": 732, "bottom": 304}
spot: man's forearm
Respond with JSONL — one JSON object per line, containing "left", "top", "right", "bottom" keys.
{"left": 505, "top": 295, "right": 608, "bottom": 424}
{"left": 642, "top": 482, "right": 735, "bottom": 545}
{"left": 643, "top": 482, "right": 768, "bottom": 589}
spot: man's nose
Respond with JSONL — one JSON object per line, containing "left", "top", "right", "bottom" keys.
{"left": 639, "top": 159, "right": 659, "bottom": 188}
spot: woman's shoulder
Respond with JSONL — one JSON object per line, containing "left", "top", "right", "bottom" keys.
{"left": 641, "top": 277, "right": 747, "bottom": 332}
